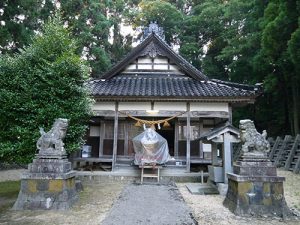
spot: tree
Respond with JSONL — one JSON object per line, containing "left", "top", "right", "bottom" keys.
{"left": 287, "top": 4, "right": 300, "bottom": 135}
{"left": 108, "top": 0, "right": 134, "bottom": 65}
{"left": 59, "top": 0, "right": 112, "bottom": 76}
{"left": 129, "top": 0, "right": 184, "bottom": 45}
{"left": 259, "top": 0, "right": 300, "bottom": 135}
{"left": 178, "top": 0, "right": 300, "bottom": 136}
{"left": 179, "top": 0, "right": 246, "bottom": 80}
{"left": 0, "top": 15, "right": 92, "bottom": 163}
{"left": 0, "top": 0, "right": 133, "bottom": 77}
{"left": 0, "top": 0, "right": 55, "bottom": 54}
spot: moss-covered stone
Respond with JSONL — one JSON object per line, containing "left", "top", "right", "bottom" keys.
{"left": 49, "top": 180, "right": 63, "bottom": 192}
{"left": 272, "top": 182, "right": 283, "bottom": 196}
{"left": 238, "top": 182, "right": 252, "bottom": 205}
{"left": 224, "top": 164, "right": 290, "bottom": 217}
{"left": 263, "top": 182, "right": 270, "bottom": 193}
{"left": 66, "top": 178, "right": 75, "bottom": 189}
{"left": 28, "top": 180, "right": 37, "bottom": 193}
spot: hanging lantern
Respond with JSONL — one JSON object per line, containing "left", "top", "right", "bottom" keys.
{"left": 163, "top": 121, "right": 170, "bottom": 127}
{"left": 134, "top": 120, "right": 142, "bottom": 127}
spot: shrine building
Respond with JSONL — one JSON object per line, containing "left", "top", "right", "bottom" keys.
{"left": 77, "top": 23, "right": 261, "bottom": 172}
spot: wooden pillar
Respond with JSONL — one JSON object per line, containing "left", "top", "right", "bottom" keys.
{"left": 99, "top": 120, "right": 104, "bottom": 157}
{"left": 228, "top": 104, "right": 232, "bottom": 124}
{"left": 174, "top": 120, "right": 179, "bottom": 158}
{"left": 199, "top": 119, "right": 204, "bottom": 158}
{"left": 124, "top": 121, "right": 129, "bottom": 156}
{"left": 223, "top": 132, "right": 232, "bottom": 184}
{"left": 186, "top": 102, "right": 191, "bottom": 172}
{"left": 112, "top": 102, "right": 119, "bottom": 171}
{"left": 211, "top": 142, "right": 218, "bottom": 166}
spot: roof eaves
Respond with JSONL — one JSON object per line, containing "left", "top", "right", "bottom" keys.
{"left": 92, "top": 95, "right": 257, "bottom": 103}
{"left": 199, "top": 123, "right": 240, "bottom": 141}
{"left": 211, "top": 79, "right": 263, "bottom": 92}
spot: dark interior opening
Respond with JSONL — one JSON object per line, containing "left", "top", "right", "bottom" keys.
{"left": 156, "top": 123, "right": 175, "bottom": 156}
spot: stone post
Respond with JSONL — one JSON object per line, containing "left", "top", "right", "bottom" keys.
{"left": 223, "top": 133, "right": 232, "bottom": 184}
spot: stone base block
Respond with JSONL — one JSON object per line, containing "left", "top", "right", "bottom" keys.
{"left": 28, "top": 158, "right": 72, "bottom": 174}
{"left": 223, "top": 174, "right": 290, "bottom": 217}
{"left": 217, "top": 183, "right": 228, "bottom": 196}
{"left": 233, "top": 160, "right": 277, "bottom": 176}
{"left": 13, "top": 175, "right": 78, "bottom": 210}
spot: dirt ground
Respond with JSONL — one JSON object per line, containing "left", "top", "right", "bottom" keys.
{"left": 0, "top": 169, "right": 299, "bottom": 225}
{"left": 0, "top": 181, "right": 124, "bottom": 225}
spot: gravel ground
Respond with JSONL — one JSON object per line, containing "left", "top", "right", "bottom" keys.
{"left": 0, "top": 169, "right": 26, "bottom": 182}
{"left": 177, "top": 169, "right": 300, "bottom": 225}
{"left": 102, "top": 183, "right": 196, "bottom": 225}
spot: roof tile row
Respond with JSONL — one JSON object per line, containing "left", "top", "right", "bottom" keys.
{"left": 87, "top": 75, "right": 257, "bottom": 99}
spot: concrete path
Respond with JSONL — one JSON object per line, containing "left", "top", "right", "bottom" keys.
{"left": 101, "top": 183, "right": 197, "bottom": 225}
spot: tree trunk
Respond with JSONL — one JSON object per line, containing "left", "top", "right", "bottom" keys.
{"left": 292, "top": 78, "right": 299, "bottom": 135}
{"left": 278, "top": 72, "right": 291, "bottom": 134}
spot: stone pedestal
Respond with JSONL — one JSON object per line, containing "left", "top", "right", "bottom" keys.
{"left": 13, "top": 157, "right": 78, "bottom": 210}
{"left": 223, "top": 154, "right": 290, "bottom": 217}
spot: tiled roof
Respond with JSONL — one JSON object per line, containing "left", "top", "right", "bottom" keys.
{"left": 199, "top": 122, "right": 240, "bottom": 141}
{"left": 91, "top": 24, "right": 261, "bottom": 102}
{"left": 87, "top": 74, "right": 259, "bottom": 101}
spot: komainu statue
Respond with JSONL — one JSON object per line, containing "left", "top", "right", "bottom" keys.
{"left": 239, "top": 119, "right": 270, "bottom": 154}
{"left": 36, "top": 118, "right": 69, "bottom": 156}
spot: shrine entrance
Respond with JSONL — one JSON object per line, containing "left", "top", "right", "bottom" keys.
{"left": 156, "top": 122, "right": 175, "bottom": 156}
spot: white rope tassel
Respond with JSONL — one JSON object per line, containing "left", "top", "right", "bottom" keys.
{"left": 158, "top": 123, "right": 161, "bottom": 130}
{"left": 143, "top": 123, "right": 146, "bottom": 130}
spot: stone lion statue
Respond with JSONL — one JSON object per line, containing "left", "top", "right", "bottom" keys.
{"left": 239, "top": 119, "right": 270, "bottom": 154}
{"left": 36, "top": 118, "right": 69, "bottom": 154}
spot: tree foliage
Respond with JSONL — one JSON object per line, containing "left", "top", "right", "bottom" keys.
{"left": 0, "top": 15, "right": 92, "bottom": 163}
{"left": 1, "top": 0, "right": 300, "bottom": 138}
{"left": 177, "top": 0, "right": 300, "bottom": 135}
{"left": 129, "top": 0, "right": 184, "bottom": 45}
{"left": 258, "top": 0, "right": 300, "bottom": 135}
{"left": 0, "top": 0, "right": 134, "bottom": 77}
{"left": 0, "top": 0, "right": 55, "bottom": 54}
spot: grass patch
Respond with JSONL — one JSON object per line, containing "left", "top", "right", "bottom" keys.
{"left": 0, "top": 180, "right": 20, "bottom": 214}
{"left": 0, "top": 180, "right": 20, "bottom": 198}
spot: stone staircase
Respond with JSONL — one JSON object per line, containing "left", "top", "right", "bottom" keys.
{"left": 284, "top": 134, "right": 300, "bottom": 173}
{"left": 268, "top": 134, "right": 300, "bottom": 173}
